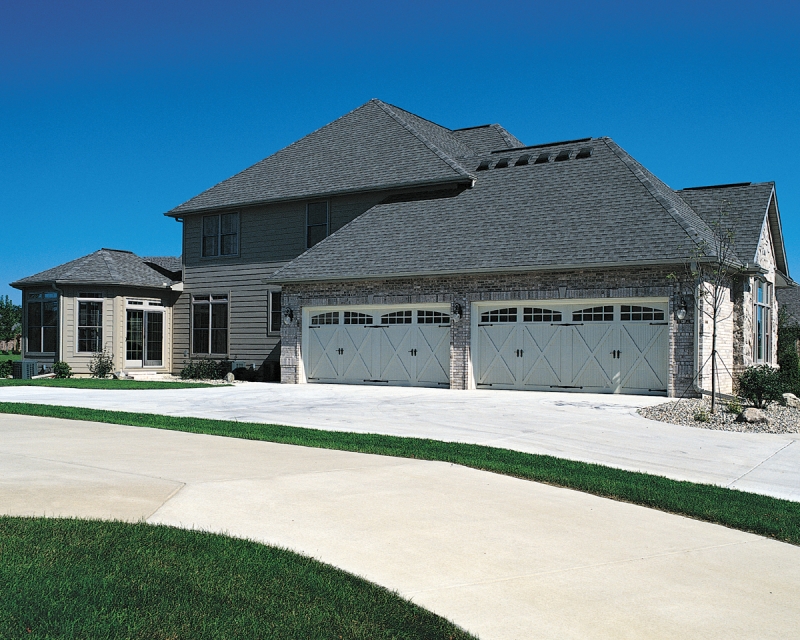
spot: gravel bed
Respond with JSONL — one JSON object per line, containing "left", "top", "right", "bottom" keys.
{"left": 638, "top": 398, "right": 800, "bottom": 434}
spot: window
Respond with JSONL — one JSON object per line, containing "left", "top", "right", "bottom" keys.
{"left": 310, "top": 312, "right": 339, "bottom": 325}
{"left": 620, "top": 305, "right": 665, "bottom": 321}
{"left": 26, "top": 292, "right": 58, "bottom": 353}
{"left": 572, "top": 306, "right": 613, "bottom": 322}
{"left": 192, "top": 294, "right": 229, "bottom": 354}
{"left": 77, "top": 294, "right": 103, "bottom": 353}
{"left": 381, "top": 310, "right": 412, "bottom": 324}
{"left": 480, "top": 308, "right": 517, "bottom": 323}
{"left": 343, "top": 311, "right": 372, "bottom": 325}
{"left": 269, "top": 291, "right": 282, "bottom": 334}
{"left": 202, "top": 212, "right": 239, "bottom": 257}
{"left": 418, "top": 310, "right": 450, "bottom": 324}
{"left": 755, "top": 280, "right": 772, "bottom": 363}
{"left": 523, "top": 307, "right": 562, "bottom": 322}
{"left": 306, "top": 202, "right": 329, "bottom": 249}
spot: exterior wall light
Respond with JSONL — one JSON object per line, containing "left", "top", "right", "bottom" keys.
{"left": 676, "top": 297, "right": 687, "bottom": 322}
{"left": 283, "top": 309, "right": 294, "bottom": 325}
{"left": 452, "top": 303, "right": 463, "bottom": 323}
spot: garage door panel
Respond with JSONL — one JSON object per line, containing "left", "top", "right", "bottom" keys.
{"left": 307, "top": 326, "right": 341, "bottom": 381}
{"left": 416, "top": 326, "right": 450, "bottom": 385}
{"left": 378, "top": 326, "right": 415, "bottom": 383}
{"left": 477, "top": 325, "right": 518, "bottom": 387}
{"left": 340, "top": 327, "right": 375, "bottom": 381}
{"left": 571, "top": 325, "right": 617, "bottom": 391}
{"left": 521, "top": 325, "right": 563, "bottom": 388}
{"left": 620, "top": 324, "right": 668, "bottom": 393}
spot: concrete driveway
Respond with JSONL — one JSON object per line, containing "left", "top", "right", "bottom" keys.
{"left": 2, "top": 413, "right": 799, "bottom": 640}
{"left": 1, "top": 383, "right": 799, "bottom": 501}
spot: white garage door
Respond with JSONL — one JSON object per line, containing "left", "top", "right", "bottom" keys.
{"left": 476, "top": 302, "right": 668, "bottom": 395}
{"left": 305, "top": 308, "right": 450, "bottom": 387}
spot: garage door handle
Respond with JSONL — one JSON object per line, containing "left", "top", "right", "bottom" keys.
{"left": 609, "top": 350, "right": 621, "bottom": 358}
{"left": 337, "top": 348, "right": 344, "bottom": 355}
{"left": 408, "top": 349, "right": 417, "bottom": 356}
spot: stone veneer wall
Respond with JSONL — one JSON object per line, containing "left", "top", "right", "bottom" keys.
{"left": 280, "top": 266, "right": 697, "bottom": 397}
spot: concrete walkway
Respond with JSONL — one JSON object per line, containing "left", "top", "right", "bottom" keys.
{"left": 1, "top": 413, "right": 798, "bottom": 639}
{"left": 1, "top": 383, "right": 799, "bottom": 501}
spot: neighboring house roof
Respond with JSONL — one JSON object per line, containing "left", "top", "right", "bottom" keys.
{"left": 10, "top": 249, "right": 181, "bottom": 289}
{"left": 165, "top": 99, "right": 525, "bottom": 217}
{"left": 271, "top": 137, "right": 727, "bottom": 283}
{"left": 677, "top": 182, "right": 789, "bottom": 277}
{"left": 778, "top": 287, "right": 800, "bottom": 326}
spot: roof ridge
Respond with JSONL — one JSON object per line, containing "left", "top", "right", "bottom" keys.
{"left": 99, "top": 248, "right": 123, "bottom": 281}
{"left": 372, "top": 100, "right": 475, "bottom": 182}
{"left": 601, "top": 137, "right": 721, "bottom": 257}
{"left": 490, "top": 124, "right": 523, "bottom": 149}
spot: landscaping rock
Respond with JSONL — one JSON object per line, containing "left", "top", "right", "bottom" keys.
{"left": 739, "top": 407, "right": 769, "bottom": 424}
{"left": 783, "top": 393, "right": 800, "bottom": 409}
{"left": 638, "top": 399, "right": 799, "bottom": 434}
{"left": 224, "top": 372, "right": 235, "bottom": 383}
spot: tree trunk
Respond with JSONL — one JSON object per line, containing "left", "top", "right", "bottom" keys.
{"left": 711, "top": 316, "right": 717, "bottom": 414}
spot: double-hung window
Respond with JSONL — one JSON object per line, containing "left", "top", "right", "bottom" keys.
{"left": 77, "top": 293, "right": 103, "bottom": 353}
{"left": 202, "top": 212, "right": 239, "bottom": 257}
{"left": 306, "top": 202, "right": 329, "bottom": 249}
{"left": 754, "top": 280, "right": 773, "bottom": 363}
{"left": 269, "top": 291, "right": 282, "bottom": 334}
{"left": 26, "top": 291, "right": 58, "bottom": 353}
{"left": 192, "top": 294, "right": 229, "bottom": 354}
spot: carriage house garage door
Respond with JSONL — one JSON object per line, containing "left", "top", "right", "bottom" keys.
{"left": 303, "top": 307, "right": 451, "bottom": 387}
{"left": 474, "top": 300, "right": 669, "bottom": 395}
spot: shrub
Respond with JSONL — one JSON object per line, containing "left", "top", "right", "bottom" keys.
{"left": 180, "top": 360, "right": 226, "bottom": 380}
{"left": 88, "top": 350, "right": 114, "bottom": 379}
{"left": 52, "top": 361, "right": 73, "bottom": 379}
{"left": 0, "top": 359, "right": 11, "bottom": 378}
{"left": 777, "top": 323, "right": 800, "bottom": 396}
{"left": 736, "top": 365, "right": 784, "bottom": 409}
{"left": 1, "top": 349, "right": 8, "bottom": 355}
{"left": 725, "top": 397, "right": 743, "bottom": 415}
{"left": 694, "top": 407, "right": 710, "bottom": 422}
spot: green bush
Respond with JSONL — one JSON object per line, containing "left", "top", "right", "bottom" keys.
{"left": 52, "top": 361, "right": 72, "bottom": 379}
{"left": 180, "top": 360, "right": 226, "bottom": 380}
{"left": 725, "top": 397, "right": 743, "bottom": 415}
{"left": 0, "top": 360, "right": 11, "bottom": 378}
{"left": 88, "top": 351, "right": 114, "bottom": 379}
{"left": 694, "top": 407, "right": 710, "bottom": 422}
{"left": 736, "top": 365, "right": 784, "bottom": 408}
{"left": 777, "top": 325, "right": 800, "bottom": 396}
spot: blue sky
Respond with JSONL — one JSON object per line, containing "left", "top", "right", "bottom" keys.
{"left": 1, "top": 0, "right": 798, "bottom": 303}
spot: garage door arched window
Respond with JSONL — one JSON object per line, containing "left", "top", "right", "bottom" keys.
{"left": 343, "top": 311, "right": 372, "bottom": 325}
{"left": 418, "top": 310, "right": 450, "bottom": 324}
{"left": 620, "top": 305, "right": 664, "bottom": 321}
{"left": 572, "top": 306, "right": 613, "bottom": 322}
{"left": 523, "top": 307, "right": 562, "bottom": 322}
{"left": 381, "top": 310, "right": 412, "bottom": 324}
{"left": 310, "top": 312, "right": 339, "bottom": 325}
{"left": 480, "top": 308, "right": 517, "bottom": 323}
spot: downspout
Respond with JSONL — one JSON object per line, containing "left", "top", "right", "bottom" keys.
{"left": 51, "top": 282, "right": 64, "bottom": 364}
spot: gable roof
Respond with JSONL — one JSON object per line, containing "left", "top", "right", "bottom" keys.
{"left": 270, "top": 137, "right": 726, "bottom": 283}
{"left": 166, "top": 99, "right": 490, "bottom": 217}
{"left": 451, "top": 124, "right": 525, "bottom": 154}
{"left": 677, "top": 182, "right": 788, "bottom": 276}
{"left": 10, "top": 249, "right": 181, "bottom": 290}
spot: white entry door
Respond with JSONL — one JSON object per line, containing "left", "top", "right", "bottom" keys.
{"left": 305, "top": 308, "right": 450, "bottom": 387}
{"left": 475, "top": 302, "right": 668, "bottom": 395}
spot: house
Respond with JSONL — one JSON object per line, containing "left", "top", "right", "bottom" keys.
{"left": 10, "top": 249, "right": 182, "bottom": 375}
{"left": 10, "top": 99, "right": 793, "bottom": 395}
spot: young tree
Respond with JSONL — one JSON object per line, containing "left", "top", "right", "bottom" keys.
{"left": 671, "top": 199, "right": 741, "bottom": 413}
{"left": 0, "top": 295, "right": 22, "bottom": 343}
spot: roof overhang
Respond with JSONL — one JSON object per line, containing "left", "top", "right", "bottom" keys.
{"left": 10, "top": 279, "right": 175, "bottom": 290}
{"left": 164, "top": 177, "right": 475, "bottom": 218}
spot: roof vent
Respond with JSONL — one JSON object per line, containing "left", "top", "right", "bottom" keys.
{"left": 576, "top": 147, "right": 592, "bottom": 159}
{"left": 534, "top": 152, "right": 550, "bottom": 164}
{"left": 554, "top": 150, "right": 571, "bottom": 162}
{"left": 515, "top": 154, "right": 530, "bottom": 166}
{"left": 476, "top": 160, "right": 490, "bottom": 171}
{"left": 494, "top": 158, "right": 510, "bottom": 169}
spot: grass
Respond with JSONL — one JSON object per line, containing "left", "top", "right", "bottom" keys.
{"left": 1, "top": 353, "right": 21, "bottom": 361}
{"left": 0, "top": 516, "right": 474, "bottom": 640}
{"left": 0, "top": 378, "right": 216, "bottom": 389}
{"left": 1, "top": 402, "right": 799, "bottom": 546}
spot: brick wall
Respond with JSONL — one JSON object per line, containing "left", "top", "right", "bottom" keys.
{"left": 280, "top": 266, "right": 697, "bottom": 397}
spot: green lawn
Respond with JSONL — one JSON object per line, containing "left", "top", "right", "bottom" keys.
{"left": 0, "top": 378, "right": 216, "bottom": 389}
{"left": 1, "top": 401, "right": 799, "bottom": 546}
{"left": 0, "top": 353, "right": 21, "bottom": 361}
{"left": 0, "top": 516, "right": 474, "bottom": 640}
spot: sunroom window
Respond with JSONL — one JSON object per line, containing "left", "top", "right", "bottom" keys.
{"left": 77, "top": 294, "right": 103, "bottom": 353}
{"left": 26, "top": 291, "right": 58, "bottom": 353}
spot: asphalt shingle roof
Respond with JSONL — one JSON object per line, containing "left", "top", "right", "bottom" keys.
{"left": 451, "top": 124, "right": 525, "bottom": 154}
{"left": 777, "top": 287, "right": 800, "bottom": 326}
{"left": 166, "top": 99, "right": 490, "bottom": 216}
{"left": 11, "top": 249, "right": 181, "bottom": 289}
{"left": 677, "top": 182, "right": 776, "bottom": 267}
{"left": 271, "top": 137, "right": 727, "bottom": 283}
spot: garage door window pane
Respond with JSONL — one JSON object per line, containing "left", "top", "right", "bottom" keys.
{"left": 344, "top": 312, "right": 372, "bottom": 325}
{"left": 311, "top": 312, "right": 339, "bottom": 325}
{"left": 381, "top": 310, "right": 412, "bottom": 324}
{"left": 523, "top": 307, "right": 562, "bottom": 322}
{"left": 417, "top": 311, "right": 450, "bottom": 324}
{"left": 620, "top": 305, "right": 664, "bottom": 321}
